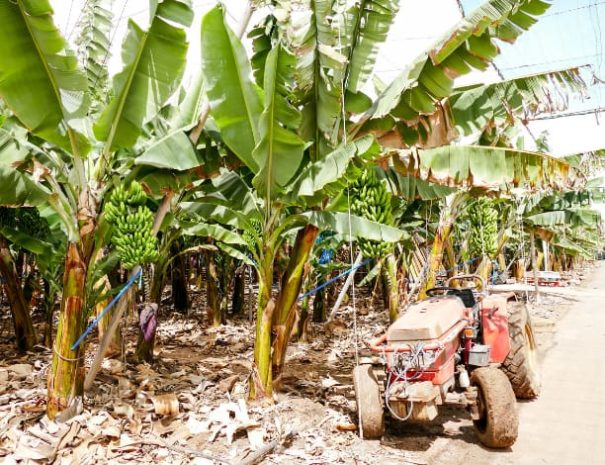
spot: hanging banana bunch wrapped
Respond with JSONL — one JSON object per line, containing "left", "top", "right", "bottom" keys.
{"left": 467, "top": 198, "right": 498, "bottom": 258}
{"left": 350, "top": 169, "right": 394, "bottom": 258}
{"left": 104, "top": 181, "right": 159, "bottom": 269}
{"left": 0, "top": 206, "right": 50, "bottom": 238}
{"left": 0, "top": 207, "right": 16, "bottom": 229}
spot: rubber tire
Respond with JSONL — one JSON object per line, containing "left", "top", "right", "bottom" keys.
{"left": 353, "top": 365, "right": 385, "bottom": 439}
{"left": 471, "top": 367, "right": 519, "bottom": 449}
{"left": 501, "top": 302, "right": 541, "bottom": 399}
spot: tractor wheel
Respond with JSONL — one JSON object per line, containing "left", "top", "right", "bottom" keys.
{"left": 353, "top": 364, "right": 384, "bottom": 439}
{"left": 501, "top": 302, "right": 541, "bottom": 399}
{"left": 470, "top": 367, "right": 518, "bottom": 449}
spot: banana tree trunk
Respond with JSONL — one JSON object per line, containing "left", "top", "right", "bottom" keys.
{"left": 96, "top": 276, "right": 122, "bottom": 358}
{"left": 514, "top": 258, "right": 526, "bottom": 280}
{"left": 497, "top": 253, "right": 506, "bottom": 275}
{"left": 382, "top": 253, "right": 399, "bottom": 322}
{"left": 476, "top": 256, "right": 493, "bottom": 283}
{"left": 0, "top": 236, "right": 36, "bottom": 352}
{"left": 47, "top": 243, "right": 87, "bottom": 420}
{"left": 271, "top": 225, "right": 318, "bottom": 385}
{"left": 250, "top": 252, "right": 274, "bottom": 400}
{"left": 150, "top": 264, "right": 165, "bottom": 304}
{"left": 536, "top": 251, "right": 544, "bottom": 271}
{"left": 206, "top": 251, "right": 223, "bottom": 326}
{"left": 295, "top": 284, "right": 311, "bottom": 342}
{"left": 43, "top": 279, "right": 55, "bottom": 348}
{"left": 530, "top": 230, "right": 540, "bottom": 303}
{"left": 542, "top": 240, "right": 550, "bottom": 271}
{"left": 444, "top": 238, "right": 456, "bottom": 278}
{"left": 231, "top": 265, "right": 246, "bottom": 315}
{"left": 312, "top": 286, "right": 327, "bottom": 322}
{"left": 418, "top": 194, "right": 464, "bottom": 300}
{"left": 171, "top": 243, "right": 189, "bottom": 314}
{"left": 136, "top": 253, "right": 168, "bottom": 362}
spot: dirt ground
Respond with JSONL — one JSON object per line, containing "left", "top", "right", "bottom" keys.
{"left": 419, "top": 262, "right": 605, "bottom": 465}
{"left": 0, "top": 263, "right": 603, "bottom": 464}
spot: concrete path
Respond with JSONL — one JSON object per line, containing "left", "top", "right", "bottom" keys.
{"left": 418, "top": 263, "right": 605, "bottom": 465}
{"left": 507, "top": 262, "right": 605, "bottom": 465}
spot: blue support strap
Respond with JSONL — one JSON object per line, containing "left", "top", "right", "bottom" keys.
{"left": 71, "top": 269, "right": 142, "bottom": 351}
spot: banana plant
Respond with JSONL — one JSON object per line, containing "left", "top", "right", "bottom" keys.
{"left": 0, "top": 0, "right": 194, "bottom": 419}
{"left": 0, "top": 204, "right": 67, "bottom": 351}
{"left": 200, "top": 0, "right": 570, "bottom": 397}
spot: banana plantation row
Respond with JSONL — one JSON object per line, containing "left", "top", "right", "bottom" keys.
{"left": 0, "top": 0, "right": 602, "bottom": 421}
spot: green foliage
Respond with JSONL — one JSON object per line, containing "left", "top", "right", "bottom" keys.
{"left": 202, "top": 5, "right": 262, "bottom": 172}
{"left": 450, "top": 69, "right": 585, "bottom": 136}
{"left": 94, "top": 0, "right": 193, "bottom": 151}
{"left": 252, "top": 45, "right": 306, "bottom": 197}
{"left": 0, "top": 0, "right": 90, "bottom": 155}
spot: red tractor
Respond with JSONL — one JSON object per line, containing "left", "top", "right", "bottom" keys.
{"left": 353, "top": 275, "right": 540, "bottom": 448}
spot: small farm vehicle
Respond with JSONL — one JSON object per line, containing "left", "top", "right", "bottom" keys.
{"left": 354, "top": 275, "right": 540, "bottom": 448}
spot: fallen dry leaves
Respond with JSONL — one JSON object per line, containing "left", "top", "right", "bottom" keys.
{"left": 2, "top": 262, "right": 586, "bottom": 465}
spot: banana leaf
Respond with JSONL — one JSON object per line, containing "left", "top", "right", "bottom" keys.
{"left": 302, "top": 211, "right": 407, "bottom": 243}
{"left": 527, "top": 208, "right": 601, "bottom": 228}
{"left": 390, "top": 144, "right": 575, "bottom": 190}
{"left": 252, "top": 45, "right": 306, "bottom": 197}
{"left": 363, "top": 0, "right": 552, "bottom": 129}
{"left": 201, "top": 5, "right": 262, "bottom": 172}
{"left": 345, "top": 0, "right": 400, "bottom": 93}
{"left": 0, "top": 0, "right": 89, "bottom": 155}
{"left": 94, "top": 0, "right": 193, "bottom": 150}
{"left": 450, "top": 67, "right": 586, "bottom": 136}
{"left": 287, "top": 135, "right": 378, "bottom": 198}
{"left": 0, "top": 165, "right": 50, "bottom": 207}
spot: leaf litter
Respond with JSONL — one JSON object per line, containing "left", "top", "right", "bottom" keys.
{"left": 2, "top": 263, "right": 586, "bottom": 465}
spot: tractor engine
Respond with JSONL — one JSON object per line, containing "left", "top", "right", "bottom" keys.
{"left": 377, "top": 295, "right": 470, "bottom": 421}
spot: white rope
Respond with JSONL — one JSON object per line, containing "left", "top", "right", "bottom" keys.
{"left": 335, "top": 3, "right": 363, "bottom": 439}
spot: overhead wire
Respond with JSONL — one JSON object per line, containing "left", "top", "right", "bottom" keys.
{"left": 93, "top": 0, "right": 128, "bottom": 88}
{"left": 65, "top": 0, "right": 75, "bottom": 35}
{"left": 590, "top": 0, "right": 604, "bottom": 116}
{"left": 66, "top": 0, "right": 90, "bottom": 41}
{"left": 529, "top": 106, "right": 605, "bottom": 120}
{"left": 541, "top": 0, "right": 605, "bottom": 18}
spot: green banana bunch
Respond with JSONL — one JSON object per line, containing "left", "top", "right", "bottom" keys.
{"left": 104, "top": 181, "right": 159, "bottom": 269}
{"left": 350, "top": 169, "right": 394, "bottom": 258}
{"left": 468, "top": 198, "right": 498, "bottom": 258}
{"left": 243, "top": 218, "right": 263, "bottom": 252}
{"left": 359, "top": 239, "right": 393, "bottom": 258}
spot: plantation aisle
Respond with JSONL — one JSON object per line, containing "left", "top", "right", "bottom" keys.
{"left": 423, "top": 262, "right": 605, "bottom": 465}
